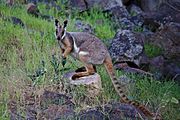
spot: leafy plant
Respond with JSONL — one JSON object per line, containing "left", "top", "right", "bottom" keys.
{"left": 27, "top": 60, "right": 47, "bottom": 86}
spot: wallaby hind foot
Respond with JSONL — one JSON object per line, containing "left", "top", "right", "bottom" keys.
{"left": 75, "top": 66, "right": 97, "bottom": 73}
{"left": 72, "top": 64, "right": 96, "bottom": 80}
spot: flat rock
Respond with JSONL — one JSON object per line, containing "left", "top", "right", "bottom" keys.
{"left": 63, "top": 71, "right": 102, "bottom": 96}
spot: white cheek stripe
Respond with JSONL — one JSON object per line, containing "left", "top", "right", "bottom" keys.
{"left": 72, "top": 35, "right": 80, "bottom": 53}
{"left": 61, "top": 28, "right": 66, "bottom": 40}
{"left": 79, "top": 51, "right": 89, "bottom": 56}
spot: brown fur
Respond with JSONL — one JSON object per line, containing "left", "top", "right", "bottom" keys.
{"left": 54, "top": 19, "right": 155, "bottom": 118}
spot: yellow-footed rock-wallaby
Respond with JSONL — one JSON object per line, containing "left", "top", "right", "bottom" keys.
{"left": 54, "top": 19, "right": 155, "bottom": 118}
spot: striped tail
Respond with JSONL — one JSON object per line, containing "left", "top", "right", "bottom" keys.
{"left": 103, "top": 55, "right": 154, "bottom": 117}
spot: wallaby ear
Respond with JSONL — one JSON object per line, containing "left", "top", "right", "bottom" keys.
{"left": 63, "top": 20, "right": 68, "bottom": 28}
{"left": 55, "top": 19, "right": 59, "bottom": 27}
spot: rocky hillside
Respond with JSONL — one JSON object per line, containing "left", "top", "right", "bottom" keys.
{"left": 0, "top": 0, "right": 180, "bottom": 119}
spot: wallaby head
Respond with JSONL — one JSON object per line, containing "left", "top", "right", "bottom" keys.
{"left": 54, "top": 19, "right": 68, "bottom": 40}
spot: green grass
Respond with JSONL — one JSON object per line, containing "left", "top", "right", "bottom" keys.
{"left": 0, "top": 2, "right": 180, "bottom": 120}
{"left": 144, "top": 43, "right": 163, "bottom": 58}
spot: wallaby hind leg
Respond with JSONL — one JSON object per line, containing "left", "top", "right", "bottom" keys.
{"left": 75, "top": 66, "right": 97, "bottom": 73}
{"left": 72, "top": 64, "right": 95, "bottom": 80}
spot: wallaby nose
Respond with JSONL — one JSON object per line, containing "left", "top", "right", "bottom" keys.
{"left": 57, "top": 36, "right": 61, "bottom": 40}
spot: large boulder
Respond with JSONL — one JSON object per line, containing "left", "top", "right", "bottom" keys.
{"left": 140, "top": 0, "right": 160, "bottom": 12}
{"left": 142, "top": 1, "right": 180, "bottom": 31}
{"left": 69, "top": 0, "right": 123, "bottom": 12}
{"left": 146, "top": 22, "right": 180, "bottom": 61}
{"left": 8, "top": 89, "right": 75, "bottom": 120}
{"left": 109, "top": 29, "right": 144, "bottom": 66}
{"left": 69, "top": 0, "right": 145, "bottom": 29}
{"left": 78, "top": 102, "right": 147, "bottom": 119}
{"left": 144, "top": 22, "right": 180, "bottom": 82}
{"left": 140, "top": 0, "right": 180, "bottom": 12}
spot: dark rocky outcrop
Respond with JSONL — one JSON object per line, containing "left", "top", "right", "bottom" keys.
{"left": 78, "top": 102, "right": 147, "bottom": 119}
{"left": 10, "top": 17, "right": 25, "bottom": 27}
{"left": 140, "top": 0, "right": 180, "bottom": 12}
{"left": 146, "top": 22, "right": 180, "bottom": 61}
{"left": 26, "top": 3, "right": 53, "bottom": 21}
{"left": 69, "top": 0, "right": 123, "bottom": 12}
{"left": 74, "top": 20, "right": 94, "bottom": 34}
{"left": 27, "top": 3, "right": 40, "bottom": 17}
{"left": 109, "top": 29, "right": 144, "bottom": 66}
{"left": 69, "top": 0, "right": 135, "bottom": 29}
{"left": 8, "top": 89, "right": 150, "bottom": 119}
{"left": 8, "top": 90, "right": 75, "bottom": 120}
{"left": 142, "top": 1, "right": 180, "bottom": 31}
{"left": 142, "top": 22, "right": 180, "bottom": 82}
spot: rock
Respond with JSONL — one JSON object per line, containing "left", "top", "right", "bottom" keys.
{"left": 27, "top": 0, "right": 38, "bottom": 4}
{"left": 78, "top": 102, "right": 148, "bottom": 119}
{"left": 104, "top": 102, "right": 147, "bottom": 119}
{"left": 37, "top": 90, "right": 75, "bottom": 119}
{"left": 10, "top": 17, "right": 25, "bottom": 27}
{"left": 128, "top": 4, "right": 143, "bottom": 15}
{"left": 130, "top": 14, "right": 144, "bottom": 27}
{"left": 164, "top": 62, "right": 180, "bottom": 83}
{"left": 39, "top": 90, "right": 74, "bottom": 107}
{"left": 140, "top": 0, "right": 160, "bottom": 12}
{"left": 122, "top": 0, "right": 130, "bottom": 5}
{"left": 27, "top": 0, "right": 57, "bottom": 4}
{"left": 109, "top": 29, "right": 144, "bottom": 66}
{"left": 69, "top": 0, "right": 123, "bottom": 12}
{"left": 150, "top": 56, "right": 165, "bottom": 69}
{"left": 69, "top": 0, "right": 133, "bottom": 28}
{"left": 126, "top": 4, "right": 144, "bottom": 27}
{"left": 8, "top": 100, "right": 24, "bottom": 120}
{"left": 142, "top": 1, "right": 180, "bottom": 31}
{"left": 106, "top": 5, "right": 130, "bottom": 27}
{"left": 119, "top": 17, "right": 135, "bottom": 30}
{"left": 149, "top": 56, "right": 165, "bottom": 79}
{"left": 74, "top": 20, "right": 94, "bottom": 34}
{"left": 78, "top": 108, "right": 106, "bottom": 120}
{"left": 27, "top": 3, "right": 40, "bottom": 17}
{"left": 149, "top": 56, "right": 180, "bottom": 83}
{"left": 8, "top": 88, "right": 75, "bottom": 120}
{"left": 114, "top": 62, "right": 153, "bottom": 77}
{"left": 140, "top": 0, "right": 180, "bottom": 12}
{"left": 147, "top": 22, "right": 180, "bottom": 61}
{"left": 144, "top": 21, "right": 180, "bottom": 80}
{"left": 38, "top": 104, "right": 75, "bottom": 120}
{"left": 63, "top": 71, "right": 102, "bottom": 97}
{"left": 69, "top": 0, "right": 87, "bottom": 12}
{"left": 6, "top": 0, "right": 14, "bottom": 6}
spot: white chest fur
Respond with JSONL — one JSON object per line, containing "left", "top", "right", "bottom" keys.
{"left": 71, "top": 35, "right": 89, "bottom": 56}
{"left": 72, "top": 36, "right": 80, "bottom": 53}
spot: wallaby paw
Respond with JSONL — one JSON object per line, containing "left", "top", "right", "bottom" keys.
{"left": 72, "top": 74, "right": 80, "bottom": 80}
{"left": 75, "top": 67, "right": 86, "bottom": 72}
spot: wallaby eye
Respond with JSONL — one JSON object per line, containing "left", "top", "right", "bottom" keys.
{"left": 56, "top": 29, "right": 58, "bottom": 35}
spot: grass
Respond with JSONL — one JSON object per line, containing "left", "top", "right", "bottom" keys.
{"left": 144, "top": 43, "right": 163, "bottom": 58}
{"left": 0, "top": 2, "right": 180, "bottom": 120}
